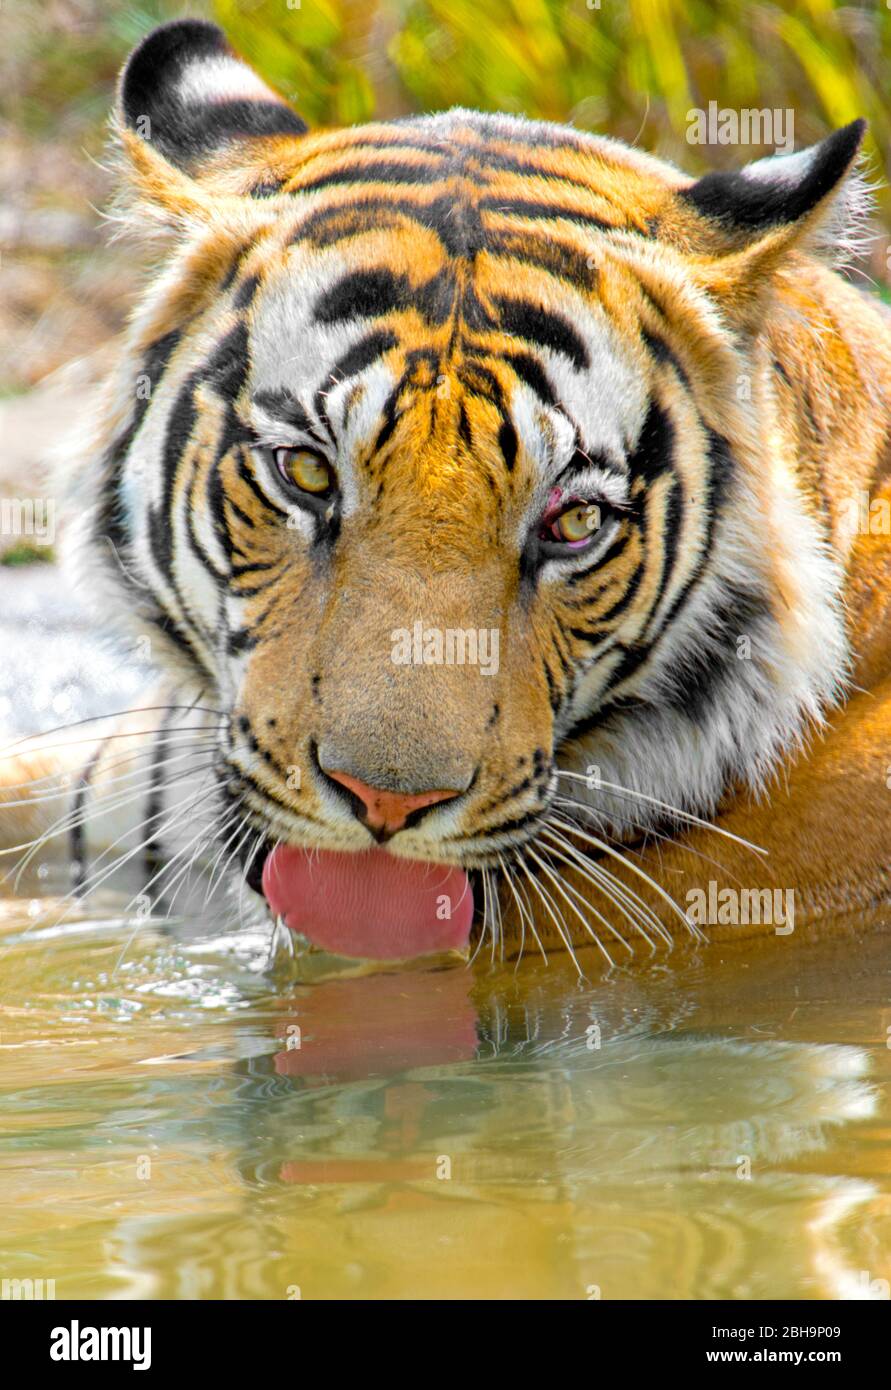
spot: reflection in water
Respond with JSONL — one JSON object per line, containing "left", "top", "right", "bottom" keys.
{"left": 0, "top": 891, "right": 889, "bottom": 1299}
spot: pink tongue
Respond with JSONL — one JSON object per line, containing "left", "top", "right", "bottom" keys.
{"left": 262, "top": 845, "right": 474, "bottom": 960}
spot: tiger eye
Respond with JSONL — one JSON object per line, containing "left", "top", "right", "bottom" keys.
{"left": 278, "top": 449, "right": 333, "bottom": 494}
{"left": 556, "top": 503, "right": 599, "bottom": 542}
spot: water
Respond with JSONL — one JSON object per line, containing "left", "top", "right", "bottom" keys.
{"left": 1, "top": 570, "right": 889, "bottom": 1299}
{"left": 1, "top": 882, "right": 889, "bottom": 1300}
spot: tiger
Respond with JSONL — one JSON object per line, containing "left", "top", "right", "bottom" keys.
{"left": 3, "top": 16, "right": 891, "bottom": 968}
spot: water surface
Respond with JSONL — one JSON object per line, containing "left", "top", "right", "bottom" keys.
{"left": 1, "top": 881, "right": 889, "bottom": 1300}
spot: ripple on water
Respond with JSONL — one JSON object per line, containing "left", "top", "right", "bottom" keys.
{"left": 0, "top": 895, "right": 890, "bottom": 1298}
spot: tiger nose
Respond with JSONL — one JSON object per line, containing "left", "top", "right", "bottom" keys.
{"left": 323, "top": 769, "right": 463, "bottom": 839}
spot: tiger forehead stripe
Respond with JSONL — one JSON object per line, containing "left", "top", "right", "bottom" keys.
{"left": 279, "top": 118, "right": 653, "bottom": 285}
{"left": 310, "top": 268, "right": 591, "bottom": 372}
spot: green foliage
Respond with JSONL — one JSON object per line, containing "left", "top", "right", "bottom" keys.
{"left": 6, "top": 1, "right": 889, "bottom": 185}
{"left": 0, "top": 542, "right": 55, "bottom": 568}
{"left": 2, "top": 0, "right": 190, "bottom": 144}
{"left": 215, "top": 0, "right": 891, "bottom": 198}
{"left": 214, "top": 0, "right": 378, "bottom": 125}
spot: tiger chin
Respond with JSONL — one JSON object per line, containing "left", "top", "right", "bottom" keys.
{"left": 15, "top": 18, "right": 891, "bottom": 968}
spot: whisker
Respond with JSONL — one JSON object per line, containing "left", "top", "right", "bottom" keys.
{"left": 530, "top": 841, "right": 638, "bottom": 959}
{"left": 553, "top": 794, "right": 749, "bottom": 887}
{"left": 511, "top": 845, "right": 586, "bottom": 978}
{"left": 538, "top": 830, "right": 663, "bottom": 951}
{"left": 515, "top": 848, "right": 583, "bottom": 975}
{"left": 546, "top": 813, "right": 704, "bottom": 942}
{"left": 0, "top": 703, "right": 221, "bottom": 759}
{"left": 503, "top": 851, "right": 549, "bottom": 966}
{"left": 0, "top": 728, "right": 219, "bottom": 806}
{"left": 0, "top": 778, "right": 220, "bottom": 998}
{"left": 113, "top": 788, "right": 221, "bottom": 916}
{"left": 203, "top": 809, "right": 250, "bottom": 906}
{"left": 209, "top": 817, "right": 257, "bottom": 915}
{"left": 490, "top": 864, "right": 506, "bottom": 965}
{"left": 0, "top": 726, "right": 219, "bottom": 774}
{"left": 496, "top": 851, "right": 526, "bottom": 967}
{"left": 468, "top": 869, "right": 492, "bottom": 967}
{"left": 3, "top": 758, "right": 220, "bottom": 892}
{"left": 74, "top": 772, "right": 219, "bottom": 905}
{"left": 544, "top": 816, "right": 683, "bottom": 946}
{"left": 236, "top": 829, "right": 268, "bottom": 931}
{"left": 484, "top": 866, "right": 498, "bottom": 965}
{"left": 554, "top": 770, "right": 767, "bottom": 856}
{"left": 110, "top": 800, "right": 228, "bottom": 975}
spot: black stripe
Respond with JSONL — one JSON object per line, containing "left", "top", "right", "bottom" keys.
{"left": 149, "top": 370, "right": 200, "bottom": 584}
{"left": 313, "top": 268, "right": 411, "bottom": 324}
{"left": 252, "top": 389, "right": 327, "bottom": 443}
{"left": 572, "top": 426, "right": 739, "bottom": 721}
{"left": 204, "top": 458, "right": 234, "bottom": 574}
{"left": 224, "top": 493, "right": 257, "bottom": 530}
{"left": 233, "top": 274, "right": 261, "bottom": 309}
{"left": 331, "top": 329, "right": 399, "bottom": 382}
{"left": 220, "top": 242, "right": 255, "bottom": 291}
{"left": 458, "top": 402, "right": 474, "bottom": 451}
{"left": 456, "top": 808, "right": 544, "bottom": 841}
{"left": 651, "top": 429, "right": 736, "bottom": 640}
{"left": 184, "top": 461, "right": 227, "bottom": 583}
{"left": 143, "top": 710, "right": 181, "bottom": 879}
{"left": 641, "top": 329, "right": 690, "bottom": 389}
{"left": 227, "top": 626, "right": 260, "bottom": 655}
{"left": 628, "top": 400, "right": 674, "bottom": 484}
{"left": 205, "top": 320, "right": 250, "bottom": 399}
{"left": 226, "top": 762, "right": 331, "bottom": 827}
{"left": 235, "top": 452, "right": 291, "bottom": 521}
{"left": 295, "top": 158, "right": 452, "bottom": 194}
{"left": 543, "top": 657, "right": 563, "bottom": 712}
{"left": 291, "top": 199, "right": 422, "bottom": 247}
{"left": 157, "top": 101, "right": 305, "bottom": 170}
{"left": 373, "top": 395, "right": 401, "bottom": 455}
{"left": 498, "top": 419, "right": 518, "bottom": 471}
{"left": 479, "top": 196, "right": 618, "bottom": 232}
{"left": 421, "top": 195, "right": 487, "bottom": 257}
{"left": 566, "top": 531, "right": 632, "bottom": 593}
{"left": 70, "top": 741, "right": 107, "bottom": 890}
{"left": 292, "top": 194, "right": 488, "bottom": 259}
{"left": 321, "top": 134, "right": 459, "bottom": 157}
{"left": 455, "top": 359, "right": 506, "bottom": 409}
{"left": 249, "top": 181, "right": 285, "bottom": 199}
{"left": 503, "top": 351, "right": 556, "bottom": 407}
{"left": 487, "top": 231, "right": 600, "bottom": 293}
{"left": 414, "top": 269, "right": 458, "bottom": 325}
{"left": 231, "top": 558, "right": 281, "bottom": 578}
{"left": 97, "top": 328, "right": 183, "bottom": 557}
{"left": 494, "top": 295, "right": 590, "bottom": 370}
{"left": 658, "top": 581, "right": 772, "bottom": 721}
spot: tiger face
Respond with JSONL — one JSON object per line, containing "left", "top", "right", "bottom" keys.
{"left": 84, "top": 19, "right": 864, "bottom": 959}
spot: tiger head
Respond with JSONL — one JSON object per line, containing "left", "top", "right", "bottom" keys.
{"left": 80, "top": 19, "right": 866, "bottom": 959}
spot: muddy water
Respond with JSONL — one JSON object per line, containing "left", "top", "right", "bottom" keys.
{"left": 1, "top": 876, "right": 889, "bottom": 1300}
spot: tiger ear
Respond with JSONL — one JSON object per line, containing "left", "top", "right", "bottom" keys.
{"left": 678, "top": 121, "right": 867, "bottom": 244}
{"left": 116, "top": 19, "right": 306, "bottom": 185}
{"left": 661, "top": 121, "right": 871, "bottom": 322}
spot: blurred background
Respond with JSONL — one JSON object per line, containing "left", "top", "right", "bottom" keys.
{"left": 1, "top": 0, "right": 890, "bottom": 559}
